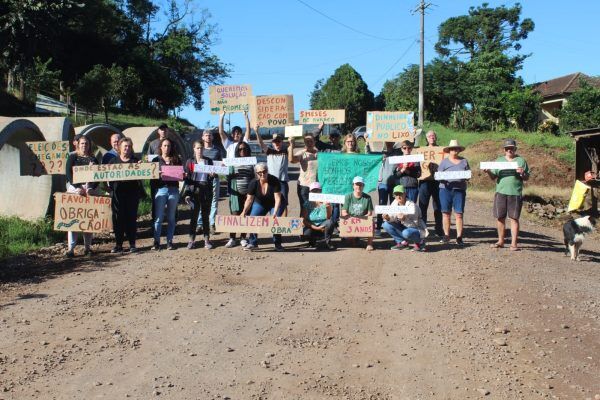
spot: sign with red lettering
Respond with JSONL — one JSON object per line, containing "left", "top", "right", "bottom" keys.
{"left": 339, "top": 216, "right": 373, "bottom": 237}
{"left": 412, "top": 146, "right": 447, "bottom": 180}
{"left": 209, "top": 84, "right": 253, "bottom": 114}
{"left": 215, "top": 215, "right": 303, "bottom": 234}
{"left": 23, "top": 141, "right": 69, "bottom": 175}
{"left": 53, "top": 193, "right": 112, "bottom": 233}
{"left": 298, "top": 109, "right": 345, "bottom": 124}
{"left": 249, "top": 95, "right": 295, "bottom": 128}
{"left": 366, "top": 111, "right": 415, "bottom": 142}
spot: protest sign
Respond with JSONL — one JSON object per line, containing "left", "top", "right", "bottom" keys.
{"left": 72, "top": 162, "right": 159, "bottom": 183}
{"left": 387, "top": 154, "right": 425, "bottom": 164}
{"left": 161, "top": 165, "right": 184, "bottom": 181}
{"left": 317, "top": 153, "right": 381, "bottom": 195}
{"left": 215, "top": 215, "right": 303, "bottom": 235}
{"left": 147, "top": 154, "right": 159, "bottom": 162}
{"left": 374, "top": 205, "right": 415, "bottom": 215}
{"left": 24, "top": 141, "right": 69, "bottom": 175}
{"left": 479, "top": 161, "right": 519, "bottom": 170}
{"left": 298, "top": 109, "right": 345, "bottom": 124}
{"left": 209, "top": 84, "right": 252, "bottom": 114}
{"left": 412, "top": 146, "right": 447, "bottom": 180}
{"left": 339, "top": 216, "right": 373, "bottom": 237}
{"left": 284, "top": 125, "right": 304, "bottom": 138}
{"left": 366, "top": 111, "right": 414, "bottom": 142}
{"left": 53, "top": 193, "right": 112, "bottom": 233}
{"left": 223, "top": 157, "right": 257, "bottom": 167}
{"left": 195, "top": 164, "right": 229, "bottom": 175}
{"left": 250, "top": 95, "right": 294, "bottom": 128}
{"left": 308, "top": 193, "right": 345, "bottom": 204}
{"left": 434, "top": 170, "right": 472, "bottom": 180}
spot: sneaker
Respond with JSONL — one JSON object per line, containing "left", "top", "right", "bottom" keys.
{"left": 65, "top": 250, "right": 75, "bottom": 258}
{"left": 243, "top": 244, "right": 257, "bottom": 251}
{"left": 333, "top": 227, "right": 340, "bottom": 236}
{"left": 324, "top": 242, "right": 337, "bottom": 251}
{"left": 128, "top": 246, "right": 138, "bottom": 253}
{"left": 374, "top": 229, "right": 382, "bottom": 238}
{"left": 187, "top": 240, "right": 195, "bottom": 250}
{"left": 456, "top": 237, "right": 464, "bottom": 247}
{"left": 111, "top": 246, "right": 123, "bottom": 254}
{"left": 390, "top": 241, "right": 408, "bottom": 250}
{"left": 152, "top": 242, "right": 160, "bottom": 251}
{"left": 210, "top": 225, "right": 217, "bottom": 235}
{"left": 439, "top": 236, "right": 450, "bottom": 244}
{"left": 83, "top": 248, "right": 93, "bottom": 256}
{"left": 412, "top": 242, "right": 427, "bottom": 252}
{"left": 225, "top": 238, "right": 236, "bottom": 248}
{"left": 167, "top": 241, "right": 175, "bottom": 250}
{"left": 205, "top": 240, "right": 213, "bottom": 250}
{"left": 307, "top": 239, "right": 316, "bottom": 248}
{"left": 240, "top": 239, "right": 248, "bottom": 247}
{"left": 274, "top": 244, "right": 284, "bottom": 252}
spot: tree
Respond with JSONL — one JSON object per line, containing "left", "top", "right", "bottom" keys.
{"left": 380, "top": 64, "right": 419, "bottom": 114}
{"left": 310, "top": 64, "right": 374, "bottom": 132}
{"left": 22, "top": 57, "right": 61, "bottom": 103}
{"left": 559, "top": 79, "right": 600, "bottom": 133}
{"left": 501, "top": 87, "right": 541, "bottom": 132}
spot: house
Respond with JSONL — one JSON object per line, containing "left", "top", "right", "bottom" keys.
{"left": 533, "top": 72, "right": 600, "bottom": 123}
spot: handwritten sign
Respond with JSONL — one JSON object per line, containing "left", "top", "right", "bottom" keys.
{"left": 366, "top": 111, "right": 414, "bottom": 142}
{"left": 72, "top": 162, "right": 159, "bottom": 183}
{"left": 434, "top": 170, "right": 472, "bottom": 180}
{"left": 161, "top": 165, "right": 184, "bottom": 181}
{"left": 388, "top": 154, "right": 425, "bottom": 164}
{"left": 53, "top": 193, "right": 112, "bottom": 233}
{"left": 284, "top": 125, "right": 304, "bottom": 138}
{"left": 480, "top": 161, "right": 519, "bottom": 170}
{"left": 339, "top": 216, "right": 373, "bottom": 237}
{"left": 413, "top": 146, "right": 447, "bottom": 180}
{"left": 308, "top": 193, "right": 345, "bottom": 204}
{"left": 209, "top": 84, "right": 252, "bottom": 114}
{"left": 250, "top": 95, "right": 294, "bottom": 128}
{"left": 195, "top": 164, "right": 229, "bottom": 175}
{"left": 24, "top": 141, "right": 69, "bottom": 175}
{"left": 298, "top": 109, "right": 345, "bottom": 124}
{"left": 223, "top": 157, "right": 257, "bottom": 167}
{"left": 215, "top": 215, "right": 303, "bottom": 235}
{"left": 374, "top": 205, "right": 415, "bottom": 215}
{"left": 318, "top": 153, "right": 381, "bottom": 195}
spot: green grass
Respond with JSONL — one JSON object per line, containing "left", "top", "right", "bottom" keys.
{"left": 0, "top": 217, "right": 63, "bottom": 259}
{"left": 65, "top": 111, "right": 193, "bottom": 131}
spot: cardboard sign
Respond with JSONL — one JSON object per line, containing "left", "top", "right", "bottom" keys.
{"left": 223, "top": 157, "right": 257, "bottom": 167}
{"left": 366, "top": 111, "right": 414, "bottom": 142}
{"left": 72, "top": 162, "right": 159, "bottom": 183}
{"left": 412, "top": 146, "right": 447, "bottom": 180}
{"left": 374, "top": 205, "right": 414, "bottom": 215}
{"left": 284, "top": 125, "right": 304, "bottom": 138}
{"left": 480, "top": 161, "right": 519, "bottom": 170}
{"left": 161, "top": 165, "right": 184, "bottom": 181}
{"left": 298, "top": 109, "right": 345, "bottom": 124}
{"left": 250, "top": 95, "right": 295, "bottom": 128}
{"left": 209, "top": 84, "right": 252, "bottom": 114}
{"left": 434, "top": 170, "right": 472, "bottom": 180}
{"left": 24, "top": 141, "right": 69, "bottom": 175}
{"left": 215, "top": 215, "right": 303, "bottom": 235}
{"left": 308, "top": 193, "right": 345, "bottom": 204}
{"left": 195, "top": 164, "right": 229, "bottom": 175}
{"left": 387, "top": 154, "right": 425, "bottom": 164}
{"left": 339, "top": 216, "right": 373, "bottom": 237}
{"left": 53, "top": 193, "right": 112, "bottom": 233}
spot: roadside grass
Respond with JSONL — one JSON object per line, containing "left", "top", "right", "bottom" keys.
{"left": 468, "top": 185, "right": 571, "bottom": 202}
{"left": 0, "top": 217, "right": 63, "bottom": 259}
{"left": 65, "top": 112, "right": 193, "bottom": 131}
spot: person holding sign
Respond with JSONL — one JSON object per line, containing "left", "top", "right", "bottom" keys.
{"left": 199, "top": 129, "right": 223, "bottom": 235}
{"left": 183, "top": 140, "right": 215, "bottom": 250}
{"left": 313, "top": 123, "right": 342, "bottom": 153}
{"left": 256, "top": 131, "right": 289, "bottom": 214}
{"left": 438, "top": 140, "right": 470, "bottom": 246}
{"left": 418, "top": 130, "right": 444, "bottom": 238}
{"left": 64, "top": 135, "right": 100, "bottom": 257}
{"left": 224, "top": 142, "right": 255, "bottom": 248}
{"left": 342, "top": 176, "right": 375, "bottom": 251}
{"left": 108, "top": 138, "right": 143, "bottom": 254}
{"left": 375, "top": 142, "right": 403, "bottom": 237}
{"left": 153, "top": 138, "right": 182, "bottom": 251}
{"left": 289, "top": 134, "right": 318, "bottom": 215}
{"left": 390, "top": 140, "right": 421, "bottom": 202}
{"left": 301, "top": 182, "right": 335, "bottom": 250}
{"left": 484, "top": 139, "right": 530, "bottom": 251}
{"left": 382, "top": 185, "right": 428, "bottom": 251}
{"left": 241, "top": 163, "right": 285, "bottom": 251}
{"left": 147, "top": 124, "right": 169, "bottom": 226}
{"left": 219, "top": 110, "right": 251, "bottom": 159}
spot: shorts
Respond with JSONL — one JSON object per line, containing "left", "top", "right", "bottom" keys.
{"left": 493, "top": 193, "right": 523, "bottom": 220}
{"left": 439, "top": 188, "right": 466, "bottom": 213}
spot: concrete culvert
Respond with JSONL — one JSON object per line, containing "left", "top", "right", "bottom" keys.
{"left": 123, "top": 126, "right": 191, "bottom": 160}
{"left": 75, "top": 123, "right": 122, "bottom": 160}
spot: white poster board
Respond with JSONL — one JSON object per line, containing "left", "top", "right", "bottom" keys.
{"left": 195, "top": 164, "right": 230, "bottom": 175}
{"left": 434, "top": 170, "right": 472, "bottom": 180}
{"left": 479, "top": 161, "right": 518, "bottom": 170}
{"left": 223, "top": 157, "right": 258, "bottom": 167}
{"left": 388, "top": 154, "right": 425, "bottom": 164}
{"left": 284, "top": 125, "right": 304, "bottom": 138}
{"left": 308, "top": 193, "right": 345, "bottom": 204}
{"left": 374, "top": 205, "right": 415, "bottom": 215}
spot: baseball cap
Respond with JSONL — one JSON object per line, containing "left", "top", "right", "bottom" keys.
{"left": 272, "top": 133, "right": 284, "bottom": 141}
{"left": 503, "top": 139, "right": 517, "bottom": 148}
{"left": 353, "top": 176, "right": 364, "bottom": 185}
{"left": 330, "top": 129, "right": 341, "bottom": 137}
{"left": 392, "top": 185, "right": 405, "bottom": 194}
{"left": 309, "top": 182, "right": 322, "bottom": 191}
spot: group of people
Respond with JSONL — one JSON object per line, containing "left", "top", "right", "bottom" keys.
{"left": 64, "top": 114, "right": 530, "bottom": 256}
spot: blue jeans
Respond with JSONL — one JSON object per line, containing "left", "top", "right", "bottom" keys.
{"left": 248, "top": 201, "right": 284, "bottom": 246}
{"left": 280, "top": 181, "right": 289, "bottom": 210}
{"left": 382, "top": 221, "right": 421, "bottom": 244}
{"left": 198, "top": 178, "right": 220, "bottom": 226}
{"left": 376, "top": 183, "right": 393, "bottom": 230}
{"left": 154, "top": 186, "right": 179, "bottom": 243}
{"left": 418, "top": 180, "right": 443, "bottom": 235}
{"left": 331, "top": 204, "right": 340, "bottom": 227}
{"left": 405, "top": 187, "right": 418, "bottom": 203}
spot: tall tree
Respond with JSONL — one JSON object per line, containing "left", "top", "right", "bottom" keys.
{"left": 559, "top": 79, "right": 600, "bottom": 133}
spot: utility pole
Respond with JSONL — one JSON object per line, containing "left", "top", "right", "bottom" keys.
{"left": 414, "top": 0, "right": 432, "bottom": 133}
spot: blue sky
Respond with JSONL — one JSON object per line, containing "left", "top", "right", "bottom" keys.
{"left": 176, "top": 0, "right": 600, "bottom": 128}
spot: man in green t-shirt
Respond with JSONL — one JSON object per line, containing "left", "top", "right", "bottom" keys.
{"left": 484, "top": 139, "right": 530, "bottom": 251}
{"left": 342, "top": 176, "right": 375, "bottom": 251}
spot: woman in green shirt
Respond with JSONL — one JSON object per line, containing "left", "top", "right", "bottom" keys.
{"left": 302, "top": 182, "right": 335, "bottom": 250}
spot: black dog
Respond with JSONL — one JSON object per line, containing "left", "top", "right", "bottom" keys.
{"left": 563, "top": 215, "right": 596, "bottom": 261}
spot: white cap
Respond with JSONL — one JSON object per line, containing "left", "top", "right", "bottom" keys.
{"left": 352, "top": 176, "right": 364, "bottom": 185}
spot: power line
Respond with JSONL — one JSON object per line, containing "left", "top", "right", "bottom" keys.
{"left": 295, "top": 0, "right": 415, "bottom": 42}
{"left": 372, "top": 40, "right": 418, "bottom": 86}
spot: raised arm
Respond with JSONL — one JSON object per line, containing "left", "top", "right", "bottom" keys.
{"left": 255, "top": 124, "right": 267, "bottom": 152}
{"left": 288, "top": 137, "right": 301, "bottom": 163}
{"left": 218, "top": 111, "right": 228, "bottom": 144}
{"left": 243, "top": 111, "right": 251, "bottom": 142}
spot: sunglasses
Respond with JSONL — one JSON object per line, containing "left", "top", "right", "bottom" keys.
{"left": 504, "top": 147, "right": 515, "bottom": 151}
{"left": 238, "top": 147, "right": 250, "bottom": 151}
{"left": 257, "top": 170, "right": 267, "bottom": 175}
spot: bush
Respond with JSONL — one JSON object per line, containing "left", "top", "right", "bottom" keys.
{"left": 538, "top": 120, "right": 559, "bottom": 135}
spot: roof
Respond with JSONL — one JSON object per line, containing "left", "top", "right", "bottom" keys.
{"left": 568, "top": 127, "right": 600, "bottom": 139}
{"left": 533, "top": 72, "right": 600, "bottom": 98}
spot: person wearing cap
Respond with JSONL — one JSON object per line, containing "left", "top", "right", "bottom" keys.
{"left": 438, "top": 140, "right": 470, "bottom": 246}
{"left": 313, "top": 122, "right": 342, "bottom": 152}
{"left": 382, "top": 185, "right": 428, "bottom": 251}
{"left": 375, "top": 142, "right": 403, "bottom": 237}
{"left": 301, "top": 182, "right": 335, "bottom": 250}
{"left": 484, "top": 139, "right": 530, "bottom": 251}
{"left": 342, "top": 176, "right": 375, "bottom": 251}
{"left": 289, "top": 132, "right": 318, "bottom": 215}
{"left": 256, "top": 127, "right": 290, "bottom": 215}
{"left": 418, "top": 130, "right": 444, "bottom": 237}
{"left": 390, "top": 140, "right": 421, "bottom": 202}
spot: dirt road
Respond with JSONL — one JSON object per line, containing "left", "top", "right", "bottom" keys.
{"left": 1, "top": 187, "right": 600, "bottom": 399}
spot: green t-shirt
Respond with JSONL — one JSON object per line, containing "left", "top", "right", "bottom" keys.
{"left": 492, "top": 155, "right": 529, "bottom": 196}
{"left": 343, "top": 193, "right": 373, "bottom": 216}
